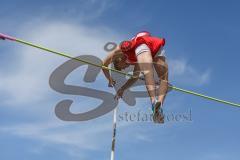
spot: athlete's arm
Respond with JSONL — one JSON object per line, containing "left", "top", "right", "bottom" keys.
{"left": 102, "top": 46, "right": 121, "bottom": 87}
{"left": 121, "top": 64, "right": 140, "bottom": 90}
{"left": 115, "top": 64, "right": 140, "bottom": 99}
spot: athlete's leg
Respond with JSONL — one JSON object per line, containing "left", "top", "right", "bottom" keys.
{"left": 153, "top": 56, "right": 168, "bottom": 104}
{"left": 136, "top": 45, "right": 156, "bottom": 103}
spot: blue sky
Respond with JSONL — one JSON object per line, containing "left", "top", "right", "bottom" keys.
{"left": 0, "top": 0, "right": 240, "bottom": 160}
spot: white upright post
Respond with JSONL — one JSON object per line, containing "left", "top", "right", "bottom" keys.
{"left": 111, "top": 107, "right": 118, "bottom": 160}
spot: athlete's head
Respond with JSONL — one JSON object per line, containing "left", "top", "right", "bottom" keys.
{"left": 112, "top": 53, "right": 130, "bottom": 71}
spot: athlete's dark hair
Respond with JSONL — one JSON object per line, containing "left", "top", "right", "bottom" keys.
{"left": 112, "top": 52, "right": 127, "bottom": 71}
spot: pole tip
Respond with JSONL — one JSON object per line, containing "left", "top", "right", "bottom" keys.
{"left": 0, "top": 33, "right": 16, "bottom": 41}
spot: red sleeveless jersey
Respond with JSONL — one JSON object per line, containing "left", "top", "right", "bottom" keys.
{"left": 120, "top": 34, "right": 165, "bottom": 63}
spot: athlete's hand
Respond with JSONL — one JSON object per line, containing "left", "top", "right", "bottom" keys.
{"left": 108, "top": 78, "right": 116, "bottom": 87}
{"left": 114, "top": 88, "right": 124, "bottom": 100}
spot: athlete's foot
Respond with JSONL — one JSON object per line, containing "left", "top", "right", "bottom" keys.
{"left": 152, "top": 99, "right": 164, "bottom": 123}
{"left": 157, "top": 107, "right": 164, "bottom": 123}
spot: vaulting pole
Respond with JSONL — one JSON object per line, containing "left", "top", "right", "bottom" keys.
{"left": 1, "top": 32, "right": 240, "bottom": 108}
{"left": 111, "top": 107, "right": 118, "bottom": 160}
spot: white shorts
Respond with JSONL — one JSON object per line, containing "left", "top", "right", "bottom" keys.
{"left": 135, "top": 44, "right": 165, "bottom": 58}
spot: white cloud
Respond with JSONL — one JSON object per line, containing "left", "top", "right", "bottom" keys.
{"left": 135, "top": 133, "right": 153, "bottom": 142}
{"left": 195, "top": 152, "right": 232, "bottom": 160}
{"left": 0, "top": 19, "right": 125, "bottom": 158}
{"left": 169, "top": 58, "right": 211, "bottom": 86}
{"left": 0, "top": 114, "right": 135, "bottom": 159}
{"left": 0, "top": 20, "right": 122, "bottom": 106}
{"left": 0, "top": 120, "right": 112, "bottom": 152}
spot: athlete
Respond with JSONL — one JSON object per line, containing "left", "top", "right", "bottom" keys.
{"left": 102, "top": 31, "right": 169, "bottom": 123}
